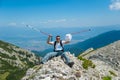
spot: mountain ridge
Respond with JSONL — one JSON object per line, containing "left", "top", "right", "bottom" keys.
{"left": 66, "top": 30, "right": 120, "bottom": 56}
{"left": 81, "top": 40, "right": 120, "bottom": 71}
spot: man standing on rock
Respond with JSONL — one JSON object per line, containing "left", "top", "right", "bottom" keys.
{"left": 41, "top": 35, "right": 74, "bottom": 68}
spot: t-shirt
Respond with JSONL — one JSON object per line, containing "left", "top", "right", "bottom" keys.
{"left": 50, "top": 41, "right": 65, "bottom": 51}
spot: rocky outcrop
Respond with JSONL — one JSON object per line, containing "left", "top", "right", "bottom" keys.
{"left": 22, "top": 49, "right": 120, "bottom": 80}
{"left": 22, "top": 52, "right": 83, "bottom": 80}
{"left": 82, "top": 40, "right": 120, "bottom": 72}
{"left": 80, "top": 40, "right": 120, "bottom": 80}
{"left": 22, "top": 40, "right": 120, "bottom": 80}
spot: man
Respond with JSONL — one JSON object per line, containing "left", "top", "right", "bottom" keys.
{"left": 41, "top": 35, "right": 74, "bottom": 68}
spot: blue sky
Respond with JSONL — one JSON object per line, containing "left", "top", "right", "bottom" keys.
{"left": 0, "top": 0, "right": 120, "bottom": 28}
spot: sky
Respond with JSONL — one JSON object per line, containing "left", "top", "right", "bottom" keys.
{"left": 0, "top": 0, "right": 120, "bottom": 28}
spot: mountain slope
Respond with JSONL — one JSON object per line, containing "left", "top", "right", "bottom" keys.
{"left": 81, "top": 40, "right": 120, "bottom": 72}
{"left": 0, "top": 40, "right": 39, "bottom": 80}
{"left": 66, "top": 30, "right": 120, "bottom": 56}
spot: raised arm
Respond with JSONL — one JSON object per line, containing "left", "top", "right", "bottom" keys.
{"left": 47, "top": 35, "right": 53, "bottom": 45}
{"left": 63, "top": 40, "right": 70, "bottom": 44}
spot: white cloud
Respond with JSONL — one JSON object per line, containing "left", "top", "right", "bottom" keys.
{"left": 39, "top": 19, "right": 67, "bottom": 24}
{"left": 8, "top": 22, "right": 17, "bottom": 26}
{"left": 109, "top": 0, "right": 120, "bottom": 10}
{"left": 40, "top": 21, "right": 48, "bottom": 24}
{"left": 55, "top": 19, "right": 67, "bottom": 22}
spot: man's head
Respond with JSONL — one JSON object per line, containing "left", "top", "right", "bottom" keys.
{"left": 56, "top": 35, "right": 60, "bottom": 41}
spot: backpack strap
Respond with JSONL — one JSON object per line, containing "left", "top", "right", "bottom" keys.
{"left": 54, "top": 41, "right": 57, "bottom": 52}
{"left": 60, "top": 40, "right": 64, "bottom": 51}
{"left": 53, "top": 40, "right": 64, "bottom": 52}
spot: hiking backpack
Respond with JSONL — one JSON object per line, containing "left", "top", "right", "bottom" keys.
{"left": 54, "top": 40, "right": 64, "bottom": 52}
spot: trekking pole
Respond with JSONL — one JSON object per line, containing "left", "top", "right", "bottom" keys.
{"left": 26, "top": 25, "right": 50, "bottom": 36}
{"left": 51, "top": 36, "right": 53, "bottom": 41}
{"left": 70, "top": 29, "right": 91, "bottom": 35}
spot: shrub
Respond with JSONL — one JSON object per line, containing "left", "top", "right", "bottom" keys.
{"left": 102, "top": 76, "right": 111, "bottom": 80}
{"left": 0, "top": 72, "right": 9, "bottom": 80}
{"left": 78, "top": 56, "right": 95, "bottom": 69}
{"left": 6, "top": 69, "right": 27, "bottom": 80}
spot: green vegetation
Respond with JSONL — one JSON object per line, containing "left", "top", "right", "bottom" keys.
{"left": 0, "top": 57, "right": 34, "bottom": 80}
{"left": 78, "top": 56, "right": 95, "bottom": 69}
{"left": 0, "top": 72, "right": 9, "bottom": 80}
{"left": 0, "top": 53, "right": 17, "bottom": 60}
{"left": 102, "top": 76, "right": 111, "bottom": 80}
{"left": 18, "top": 51, "right": 26, "bottom": 55}
{"left": 11, "top": 55, "right": 17, "bottom": 60}
{"left": 0, "top": 40, "right": 13, "bottom": 53}
{"left": 20, "top": 57, "right": 34, "bottom": 67}
{"left": 0, "top": 40, "right": 20, "bottom": 54}
{"left": 109, "top": 71, "right": 117, "bottom": 76}
{"left": 6, "top": 69, "right": 27, "bottom": 80}
{"left": 0, "top": 40, "right": 37, "bottom": 80}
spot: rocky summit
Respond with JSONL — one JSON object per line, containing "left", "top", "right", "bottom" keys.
{"left": 22, "top": 40, "right": 120, "bottom": 80}
{"left": 22, "top": 52, "right": 83, "bottom": 80}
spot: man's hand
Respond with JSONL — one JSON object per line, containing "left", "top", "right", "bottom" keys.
{"left": 48, "top": 35, "right": 52, "bottom": 38}
{"left": 64, "top": 41, "right": 70, "bottom": 44}
{"left": 47, "top": 35, "right": 53, "bottom": 45}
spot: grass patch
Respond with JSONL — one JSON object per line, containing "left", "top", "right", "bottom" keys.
{"left": 0, "top": 59, "right": 34, "bottom": 80}
{"left": 78, "top": 56, "right": 95, "bottom": 69}
{"left": 102, "top": 76, "right": 111, "bottom": 80}
{"left": 6, "top": 69, "right": 27, "bottom": 80}
{"left": 0, "top": 72, "right": 9, "bottom": 80}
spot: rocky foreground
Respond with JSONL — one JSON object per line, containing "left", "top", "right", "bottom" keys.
{"left": 22, "top": 52, "right": 83, "bottom": 80}
{"left": 22, "top": 40, "right": 120, "bottom": 80}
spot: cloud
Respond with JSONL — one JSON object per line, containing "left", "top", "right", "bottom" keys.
{"left": 8, "top": 22, "right": 17, "bottom": 26}
{"left": 109, "top": 0, "right": 120, "bottom": 10}
{"left": 39, "top": 19, "right": 67, "bottom": 24}
{"left": 55, "top": 19, "right": 67, "bottom": 22}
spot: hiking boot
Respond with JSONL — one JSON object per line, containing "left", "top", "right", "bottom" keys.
{"left": 68, "top": 62, "right": 74, "bottom": 68}
{"left": 39, "top": 61, "right": 44, "bottom": 64}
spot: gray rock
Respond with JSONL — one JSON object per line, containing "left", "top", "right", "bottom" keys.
{"left": 22, "top": 40, "right": 120, "bottom": 80}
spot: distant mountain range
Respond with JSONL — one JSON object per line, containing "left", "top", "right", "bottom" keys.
{"left": 39, "top": 30, "right": 120, "bottom": 57}
{"left": 66, "top": 30, "right": 120, "bottom": 56}
{"left": 1, "top": 25, "right": 120, "bottom": 51}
